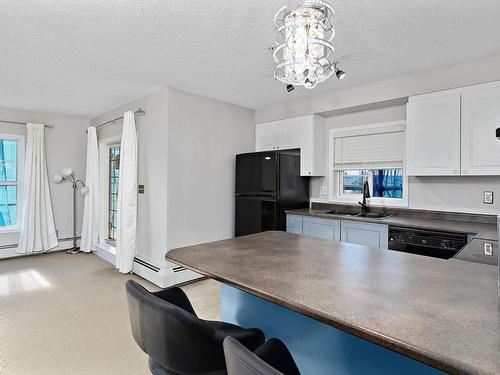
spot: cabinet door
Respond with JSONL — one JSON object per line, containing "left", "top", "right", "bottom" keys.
{"left": 286, "top": 226, "right": 303, "bottom": 235}
{"left": 286, "top": 214, "right": 303, "bottom": 235}
{"left": 299, "top": 115, "right": 325, "bottom": 176}
{"left": 303, "top": 216, "right": 340, "bottom": 241}
{"left": 461, "top": 84, "right": 500, "bottom": 175}
{"left": 256, "top": 123, "right": 276, "bottom": 151}
{"left": 340, "top": 221, "right": 388, "bottom": 249}
{"left": 275, "top": 118, "right": 300, "bottom": 150}
{"left": 286, "top": 214, "right": 303, "bottom": 229}
{"left": 406, "top": 92, "right": 461, "bottom": 176}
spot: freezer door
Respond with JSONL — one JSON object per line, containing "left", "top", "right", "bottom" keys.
{"left": 235, "top": 196, "right": 277, "bottom": 237}
{"left": 236, "top": 152, "right": 277, "bottom": 196}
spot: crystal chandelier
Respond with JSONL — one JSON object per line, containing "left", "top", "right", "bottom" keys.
{"left": 273, "top": 0, "right": 337, "bottom": 89}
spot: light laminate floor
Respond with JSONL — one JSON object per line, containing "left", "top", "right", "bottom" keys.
{"left": 0, "top": 252, "right": 220, "bottom": 374}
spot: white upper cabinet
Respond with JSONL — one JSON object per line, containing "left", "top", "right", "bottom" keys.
{"left": 275, "top": 117, "right": 300, "bottom": 150}
{"left": 461, "top": 83, "right": 500, "bottom": 175}
{"left": 255, "top": 122, "right": 277, "bottom": 151}
{"left": 406, "top": 91, "right": 461, "bottom": 176}
{"left": 407, "top": 80, "right": 500, "bottom": 176}
{"left": 255, "top": 115, "right": 325, "bottom": 176}
{"left": 299, "top": 115, "right": 325, "bottom": 176}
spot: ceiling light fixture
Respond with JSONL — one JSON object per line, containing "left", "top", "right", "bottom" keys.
{"left": 273, "top": 0, "right": 337, "bottom": 89}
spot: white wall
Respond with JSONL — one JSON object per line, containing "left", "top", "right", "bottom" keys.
{"left": 0, "top": 107, "right": 89, "bottom": 252}
{"left": 256, "top": 54, "right": 500, "bottom": 123}
{"left": 310, "top": 105, "right": 500, "bottom": 214}
{"left": 166, "top": 88, "right": 255, "bottom": 250}
{"left": 91, "top": 87, "right": 255, "bottom": 269}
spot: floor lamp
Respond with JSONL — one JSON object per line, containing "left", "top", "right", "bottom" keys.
{"left": 52, "top": 167, "right": 85, "bottom": 254}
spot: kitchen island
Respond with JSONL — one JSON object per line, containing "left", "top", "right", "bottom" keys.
{"left": 166, "top": 231, "right": 500, "bottom": 375}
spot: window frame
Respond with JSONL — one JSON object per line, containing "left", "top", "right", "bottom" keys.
{"left": 98, "top": 135, "right": 122, "bottom": 247}
{"left": 328, "top": 122, "right": 409, "bottom": 208}
{"left": 0, "top": 133, "right": 25, "bottom": 233}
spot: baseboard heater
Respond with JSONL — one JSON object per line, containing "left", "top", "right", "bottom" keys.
{"left": 133, "top": 258, "right": 186, "bottom": 273}
{"left": 132, "top": 257, "right": 202, "bottom": 288}
{"left": 133, "top": 257, "right": 161, "bottom": 272}
{"left": 0, "top": 237, "right": 80, "bottom": 260}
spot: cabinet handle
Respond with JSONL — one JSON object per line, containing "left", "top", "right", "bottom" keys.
{"left": 453, "top": 170, "right": 458, "bottom": 174}
{"left": 308, "top": 171, "right": 312, "bottom": 175}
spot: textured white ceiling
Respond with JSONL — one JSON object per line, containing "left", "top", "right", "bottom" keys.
{"left": 1, "top": 1, "right": 500, "bottom": 118}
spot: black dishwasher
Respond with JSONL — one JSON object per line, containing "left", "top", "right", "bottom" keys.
{"left": 388, "top": 227, "right": 468, "bottom": 260}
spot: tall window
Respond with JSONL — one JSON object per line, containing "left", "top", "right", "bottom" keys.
{"left": 108, "top": 144, "right": 120, "bottom": 241}
{"left": 0, "top": 137, "right": 21, "bottom": 229}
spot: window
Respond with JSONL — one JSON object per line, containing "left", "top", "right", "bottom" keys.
{"left": 98, "top": 135, "right": 122, "bottom": 248}
{"left": 0, "top": 135, "right": 23, "bottom": 230}
{"left": 341, "top": 170, "right": 368, "bottom": 194}
{"left": 372, "top": 169, "right": 403, "bottom": 198}
{"left": 108, "top": 144, "right": 120, "bottom": 241}
{"left": 340, "top": 169, "right": 403, "bottom": 198}
{"left": 329, "top": 121, "right": 407, "bottom": 207}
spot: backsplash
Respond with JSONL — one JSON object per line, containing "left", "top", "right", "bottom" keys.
{"left": 310, "top": 202, "right": 497, "bottom": 224}
{"left": 311, "top": 175, "right": 500, "bottom": 215}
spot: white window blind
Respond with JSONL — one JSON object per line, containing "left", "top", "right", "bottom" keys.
{"left": 332, "top": 123, "right": 405, "bottom": 170}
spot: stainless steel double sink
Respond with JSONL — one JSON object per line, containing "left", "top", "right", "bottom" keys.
{"left": 324, "top": 209, "right": 390, "bottom": 220}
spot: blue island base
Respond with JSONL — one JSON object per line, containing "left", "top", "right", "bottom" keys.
{"left": 221, "top": 285, "right": 444, "bottom": 375}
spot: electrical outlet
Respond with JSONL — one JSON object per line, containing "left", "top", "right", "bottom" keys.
{"left": 483, "top": 242, "right": 493, "bottom": 256}
{"left": 138, "top": 185, "right": 145, "bottom": 194}
{"left": 483, "top": 191, "right": 494, "bottom": 204}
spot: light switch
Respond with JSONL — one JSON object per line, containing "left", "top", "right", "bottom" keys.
{"left": 483, "top": 191, "right": 494, "bottom": 204}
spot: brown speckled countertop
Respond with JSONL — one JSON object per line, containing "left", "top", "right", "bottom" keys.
{"left": 287, "top": 208, "right": 497, "bottom": 240}
{"left": 167, "top": 232, "right": 500, "bottom": 375}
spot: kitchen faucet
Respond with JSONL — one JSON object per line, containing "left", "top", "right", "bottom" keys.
{"left": 358, "top": 180, "right": 370, "bottom": 216}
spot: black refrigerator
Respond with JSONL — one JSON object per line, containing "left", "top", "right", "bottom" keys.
{"left": 235, "top": 149, "right": 309, "bottom": 237}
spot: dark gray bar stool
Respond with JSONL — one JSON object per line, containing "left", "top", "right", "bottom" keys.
{"left": 223, "top": 336, "right": 301, "bottom": 375}
{"left": 126, "top": 280, "right": 265, "bottom": 375}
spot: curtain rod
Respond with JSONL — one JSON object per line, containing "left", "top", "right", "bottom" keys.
{"left": 0, "top": 120, "right": 54, "bottom": 129}
{"left": 92, "top": 108, "right": 145, "bottom": 131}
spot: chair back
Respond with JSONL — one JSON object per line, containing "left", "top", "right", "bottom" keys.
{"left": 224, "top": 337, "right": 286, "bottom": 375}
{"left": 126, "top": 280, "right": 226, "bottom": 374}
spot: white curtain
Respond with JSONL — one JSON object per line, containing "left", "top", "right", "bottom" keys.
{"left": 80, "top": 127, "right": 99, "bottom": 252}
{"left": 17, "top": 123, "right": 58, "bottom": 254}
{"left": 115, "top": 111, "right": 138, "bottom": 273}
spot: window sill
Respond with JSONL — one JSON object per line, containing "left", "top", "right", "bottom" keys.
{"left": 0, "top": 227, "right": 20, "bottom": 234}
{"left": 96, "top": 241, "right": 116, "bottom": 255}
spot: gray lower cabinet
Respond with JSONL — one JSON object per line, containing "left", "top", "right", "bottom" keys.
{"left": 302, "top": 216, "right": 341, "bottom": 241}
{"left": 286, "top": 226, "right": 303, "bottom": 235}
{"left": 286, "top": 214, "right": 388, "bottom": 249}
{"left": 340, "top": 221, "right": 388, "bottom": 249}
{"left": 286, "top": 214, "right": 303, "bottom": 235}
